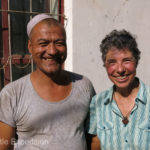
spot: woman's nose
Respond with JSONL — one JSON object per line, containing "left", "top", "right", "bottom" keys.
{"left": 117, "top": 63, "right": 125, "bottom": 74}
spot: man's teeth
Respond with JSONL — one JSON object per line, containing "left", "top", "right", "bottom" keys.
{"left": 44, "top": 58, "right": 52, "bottom": 61}
{"left": 116, "top": 76, "right": 126, "bottom": 79}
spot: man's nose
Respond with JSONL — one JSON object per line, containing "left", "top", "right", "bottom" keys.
{"left": 46, "top": 43, "right": 58, "bottom": 55}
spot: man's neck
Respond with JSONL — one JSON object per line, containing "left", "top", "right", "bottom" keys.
{"left": 30, "top": 69, "right": 72, "bottom": 102}
{"left": 31, "top": 69, "right": 71, "bottom": 87}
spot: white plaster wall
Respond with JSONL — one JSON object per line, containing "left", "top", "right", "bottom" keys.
{"left": 64, "top": 0, "right": 73, "bottom": 71}
{"left": 65, "top": 0, "right": 150, "bottom": 93}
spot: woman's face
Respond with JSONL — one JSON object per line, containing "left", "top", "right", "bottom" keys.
{"left": 104, "top": 47, "right": 137, "bottom": 90}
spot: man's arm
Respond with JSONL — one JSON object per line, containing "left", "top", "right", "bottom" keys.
{"left": 0, "top": 121, "right": 15, "bottom": 150}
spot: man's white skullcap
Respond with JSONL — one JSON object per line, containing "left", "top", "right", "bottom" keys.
{"left": 27, "top": 13, "right": 52, "bottom": 37}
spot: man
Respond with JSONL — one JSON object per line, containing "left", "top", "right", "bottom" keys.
{"left": 0, "top": 14, "right": 95, "bottom": 150}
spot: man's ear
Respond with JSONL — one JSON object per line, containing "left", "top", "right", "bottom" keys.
{"left": 28, "top": 40, "right": 32, "bottom": 54}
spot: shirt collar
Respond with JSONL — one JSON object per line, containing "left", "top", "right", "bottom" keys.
{"left": 136, "top": 78, "right": 147, "bottom": 104}
{"left": 104, "top": 86, "right": 114, "bottom": 105}
{"left": 104, "top": 77, "right": 147, "bottom": 105}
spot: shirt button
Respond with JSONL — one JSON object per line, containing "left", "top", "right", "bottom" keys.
{"left": 125, "top": 140, "right": 128, "bottom": 143}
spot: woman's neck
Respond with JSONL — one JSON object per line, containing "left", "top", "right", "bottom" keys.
{"left": 115, "top": 78, "right": 139, "bottom": 97}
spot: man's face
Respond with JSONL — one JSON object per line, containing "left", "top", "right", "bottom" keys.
{"left": 104, "top": 48, "right": 137, "bottom": 90}
{"left": 28, "top": 22, "right": 67, "bottom": 76}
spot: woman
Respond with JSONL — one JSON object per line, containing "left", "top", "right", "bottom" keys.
{"left": 87, "top": 30, "right": 150, "bottom": 150}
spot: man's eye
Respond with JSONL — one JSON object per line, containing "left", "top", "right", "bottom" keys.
{"left": 56, "top": 42, "right": 66, "bottom": 46}
{"left": 39, "top": 43, "right": 48, "bottom": 47}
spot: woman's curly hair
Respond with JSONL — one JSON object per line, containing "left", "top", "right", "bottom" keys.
{"left": 100, "top": 29, "right": 141, "bottom": 66}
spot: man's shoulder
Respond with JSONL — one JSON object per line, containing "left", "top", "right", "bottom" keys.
{"left": 6, "top": 74, "right": 30, "bottom": 86}
{"left": 68, "top": 71, "right": 96, "bottom": 95}
{"left": 0, "top": 74, "right": 30, "bottom": 94}
{"left": 68, "top": 71, "right": 91, "bottom": 83}
{"left": 68, "top": 71, "right": 83, "bottom": 79}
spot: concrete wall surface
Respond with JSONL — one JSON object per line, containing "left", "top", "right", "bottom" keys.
{"left": 65, "top": 0, "right": 150, "bottom": 93}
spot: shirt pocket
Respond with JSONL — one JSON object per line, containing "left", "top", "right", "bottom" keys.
{"left": 135, "top": 122, "right": 150, "bottom": 149}
{"left": 97, "top": 121, "right": 114, "bottom": 149}
{"left": 97, "top": 121, "right": 114, "bottom": 131}
{"left": 138, "top": 122, "right": 150, "bottom": 132}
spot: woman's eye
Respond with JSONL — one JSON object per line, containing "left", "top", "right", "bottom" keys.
{"left": 124, "top": 59, "right": 133, "bottom": 63}
{"left": 125, "top": 59, "right": 131, "bottom": 61}
{"left": 107, "top": 60, "right": 116, "bottom": 65}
